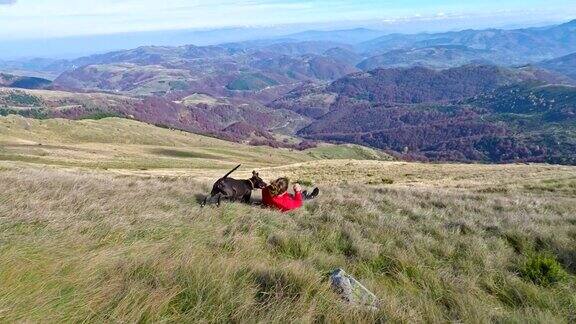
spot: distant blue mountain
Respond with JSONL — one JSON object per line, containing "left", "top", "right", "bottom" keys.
{"left": 359, "top": 19, "right": 576, "bottom": 63}
{"left": 2, "top": 19, "right": 576, "bottom": 81}
{"left": 0, "top": 27, "right": 304, "bottom": 60}
{"left": 283, "top": 28, "right": 386, "bottom": 44}
{"left": 0, "top": 26, "right": 386, "bottom": 60}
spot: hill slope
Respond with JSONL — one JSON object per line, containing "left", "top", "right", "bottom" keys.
{"left": 271, "top": 66, "right": 576, "bottom": 164}
{"left": 0, "top": 73, "right": 52, "bottom": 90}
{"left": 326, "top": 65, "right": 535, "bottom": 104}
{"left": 0, "top": 116, "right": 574, "bottom": 323}
{"left": 538, "top": 52, "right": 576, "bottom": 81}
{"left": 0, "top": 115, "right": 389, "bottom": 171}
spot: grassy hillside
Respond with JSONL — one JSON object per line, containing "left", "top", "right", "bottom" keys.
{"left": 0, "top": 117, "right": 574, "bottom": 323}
{"left": 0, "top": 115, "right": 388, "bottom": 172}
{"left": 305, "top": 144, "right": 391, "bottom": 161}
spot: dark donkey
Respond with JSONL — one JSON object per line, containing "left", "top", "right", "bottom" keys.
{"left": 201, "top": 165, "right": 267, "bottom": 207}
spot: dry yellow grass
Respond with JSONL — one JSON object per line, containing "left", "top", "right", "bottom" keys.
{"left": 0, "top": 115, "right": 388, "bottom": 172}
{"left": 0, "top": 116, "right": 575, "bottom": 323}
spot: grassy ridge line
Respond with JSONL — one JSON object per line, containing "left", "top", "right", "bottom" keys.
{"left": 0, "top": 115, "right": 305, "bottom": 171}
{"left": 259, "top": 159, "right": 575, "bottom": 186}
{"left": 0, "top": 86, "right": 136, "bottom": 106}
{"left": 0, "top": 116, "right": 390, "bottom": 171}
{"left": 0, "top": 115, "right": 261, "bottom": 146}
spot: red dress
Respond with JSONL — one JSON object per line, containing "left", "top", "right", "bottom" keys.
{"left": 262, "top": 188, "right": 303, "bottom": 212}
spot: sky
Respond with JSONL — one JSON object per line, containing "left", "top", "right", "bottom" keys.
{"left": 0, "top": 0, "right": 575, "bottom": 59}
{"left": 1, "top": 0, "right": 576, "bottom": 41}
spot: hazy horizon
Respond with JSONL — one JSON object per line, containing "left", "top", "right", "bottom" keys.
{"left": 0, "top": 0, "right": 575, "bottom": 59}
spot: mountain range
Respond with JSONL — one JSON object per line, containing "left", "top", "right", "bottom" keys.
{"left": 1, "top": 19, "right": 575, "bottom": 164}
{"left": 360, "top": 19, "right": 576, "bottom": 62}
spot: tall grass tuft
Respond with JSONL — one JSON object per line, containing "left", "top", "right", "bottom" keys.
{"left": 518, "top": 254, "right": 569, "bottom": 286}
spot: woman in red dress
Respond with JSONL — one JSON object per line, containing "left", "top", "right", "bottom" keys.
{"left": 262, "top": 177, "right": 319, "bottom": 212}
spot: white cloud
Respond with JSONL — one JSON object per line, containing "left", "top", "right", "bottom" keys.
{"left": 0, "top": 0, "right": 575, "bottom": 40}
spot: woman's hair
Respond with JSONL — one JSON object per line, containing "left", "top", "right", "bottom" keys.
{"left": 267, "top": 177, "right": 289, "bottom": 196}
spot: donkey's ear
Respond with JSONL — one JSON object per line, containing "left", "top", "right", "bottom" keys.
{"left": 252, "top": 170, "right": 257, "bottom": 176}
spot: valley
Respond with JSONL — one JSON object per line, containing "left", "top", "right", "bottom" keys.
{"left": 1, "top": 20, "right": 576, "bottom": 165}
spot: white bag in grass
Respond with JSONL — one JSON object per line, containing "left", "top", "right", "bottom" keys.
{"left": 329, "top": 268, "right": 379, "bottom": 310}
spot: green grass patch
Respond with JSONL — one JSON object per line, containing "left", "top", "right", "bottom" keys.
{"left": 517, "top": 253, "right": 569, "bottom": 286}
{"left": 267, "top": 234, "right": 312, "bottom": 259}
{"left": 306, "top": 144, "right": 392, "bottom": 161}
{"left": 80, "top": 111, "right": 122, "bottom": 120}
{"left": 150, "top": 148, "right": 220, "bottom": 159}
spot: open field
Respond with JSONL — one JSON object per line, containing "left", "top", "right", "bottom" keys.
{"left": 0, "top": 117, "right": 575, "bottom": 323}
